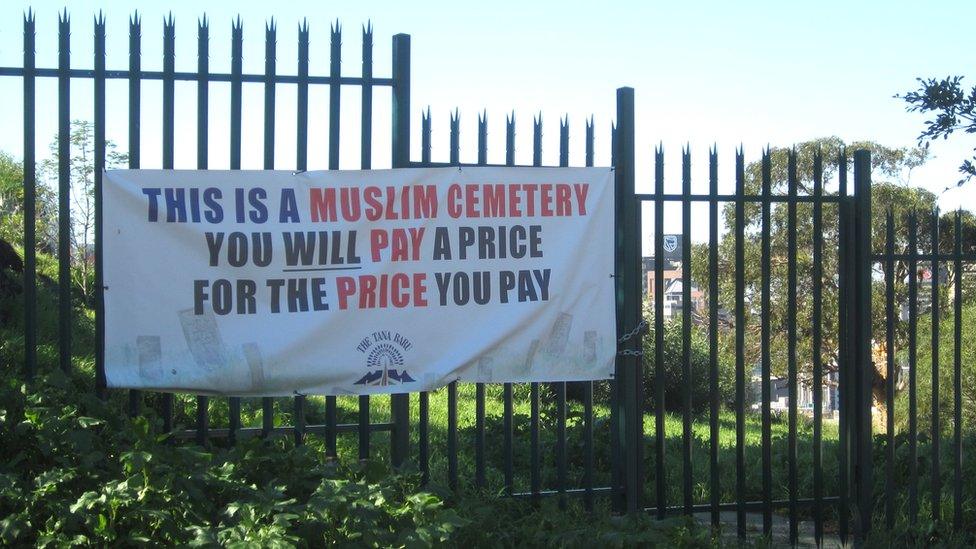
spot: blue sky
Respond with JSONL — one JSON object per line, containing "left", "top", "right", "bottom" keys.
{"left": 0, "top": 0, "right": 973, "bottom": 244}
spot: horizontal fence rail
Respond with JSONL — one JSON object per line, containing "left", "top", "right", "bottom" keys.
{"left": 6, "top": 10, "right": 974, "bottom": 546}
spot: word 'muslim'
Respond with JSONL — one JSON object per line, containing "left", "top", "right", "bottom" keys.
{"left": 309, "top": 183, "right": 590, "bottom": 222}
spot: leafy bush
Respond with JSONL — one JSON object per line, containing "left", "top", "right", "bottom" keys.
{"left": 0, "top": 370, "right": 465, "bottom": 546}
{"left": 642, "top": 320, "right": 737, "bottom": 414}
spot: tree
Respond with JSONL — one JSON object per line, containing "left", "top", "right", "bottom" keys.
{"left": 41, "top": 120, "right": 127, "bottom": 304}
{"left": 0, "top": 152, "right": 58, "bottom": 253}
{"left": 898, "top": 76, "right": 976, "bottom": 188}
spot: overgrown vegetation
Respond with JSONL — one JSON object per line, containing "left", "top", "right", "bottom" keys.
{"left": 0, "top": 243, "right": 720, "bottom": 548}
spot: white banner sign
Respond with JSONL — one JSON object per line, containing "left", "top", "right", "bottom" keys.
{"left": 104, "top": 167, "right": 616, "bottom": 396}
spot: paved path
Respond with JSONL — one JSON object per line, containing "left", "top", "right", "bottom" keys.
{"left": 694, "top": 512, "right": 846, "bottom": 547}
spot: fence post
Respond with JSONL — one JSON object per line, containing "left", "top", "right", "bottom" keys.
{"left": 389, "top": 32, "right": 411, "bottom": 467}
{"left": 853, "top": 150, "right": 874, "bottom": 537}
{"left": 614, "top": 86, "right": 643, "bottom": 514}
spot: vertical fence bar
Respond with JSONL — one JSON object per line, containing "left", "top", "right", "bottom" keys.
{"left": 787, "top": 149, "right": 798, "bottom": 545}
{"left": 584, "top": 116, "right": 595, "bottom": 513}
{"left": 555, "top": 116, "right": 569, "bottom": 509}
{"left": 293, "top": 396, "right": 305, "bottom": 446}
{"left": 228, "top": 17, "right": 243, "bottom": 441}
{"left": 419, "top": 105, "right": 433, "bottom": 478}
{"left": 853, "top": 150, "right": 873, "bottom": 537}
{"left": 444, "top": 108, "right": 458, "bottom": 486}
{"left": 127, "top": 14, "right": 142, "bottom": 417}
{"left": 317, "top": 22, "right": 335, "bottom": 458}
{"left": 908, "top": 211, "right": 919, "bottom": 525}
{"left": 450, "top": 110, "right": 459, "bottom": 165}
{"left": 734, "top": 147, "right": 746, "bottom": 539}
{"left": 653, "top": 143, "right": 666, "bottom": 519}
{"left": 361, "top": 23, "right": 372, "bottom": 168}
{"left": 476, "top": 382, "right": 486, "bottom": 488}
{"left": 325, "top": 396, "right": 337, "bottom": 457}
{"left": 94, "top": 13, "right": 107, "bottom": 398}
{"left": 292, "top": 20, "right": 309, "bottom": 448}
{"left": 419, "top": 390, "right": 429, "bottom": 482}
{"left": 195, "top": 397, "right": 209, "bottom": 446}
{"left": 837, "top": 150, "right": 850, "bottom": 544}
{"left": 530, "top": 113, "right": 542, "bottom": 504}
{"left": 448, "top": 380, "right": 458, "bottom": 490}
{"left": 390, "top": 32, "right": 411, "bottom": 467}
{"left": 421, "top": 108, "right": 431, "bottom": 163}
{"left": 505, "top": 112, "right": 515, "bottom": 166}
{"left": 533, "top": 114, "right": 542, "bottom": 166}
{"left": 760, "top": 148, "right": 772, "bottom": 536}
{"left": 358, "top": 23, "right": 373, "bottom": 459}
{"left": 680, "top": 145, "right": 693, "bottom": 515}
{"left": 296, "top": 20, "right": 308, "bottom": 172}
{"left": 162, "top": 17, "right": 175, "bottom": 169}
{"left": 329, "top": 23, "right": 341, "bottom": 170}
{"left": 57, "top": 12, "right": 71, "bottom": 375}
{"left": 930, "top": 207, "right": 941, "bottom": 524}
{"left": 475, "top": 111, "right": 488, "bottom": 489}
{"left": 230, "top": 18, "right": 242, "bottom": 169}
{"left": 477, "top": 111, "right": 487, "bottom": 164}
{"left": 503, "top": 112, "right": 515, "bottom": 497}
{"left": 195, "top": 16, "right": 210, "bottom": 446}
{"left": 160, "top": 14, "right": 176, "bottom": 434}
{"left": 708, "top": 146, "right": 720, "bottom": 528}
{"left": 197, "top": 17, "right": 209, "bottom": 172}
{"left": 953, "top": 211, "right": 963, "bottom": 530}
{"left": 884, "top": 210, "right": 896, "bottom": 530}
{"left": 812, "top": 149, "right": 824, "bottom": 545}
{"left": 260, "top": 20, "right": 276, "bottom": 439}
{"left": 229, "top": 398, "right": 241, "bottom": 446}
{"left": 529, "top": 378, "right": 540, "bottom": 501}
{"left": 23, "top": 12, "right": 37, "bottom": 381}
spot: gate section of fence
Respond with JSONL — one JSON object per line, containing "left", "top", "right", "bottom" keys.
{"left": 630, "top": 143, "right": 878, "bottom": 544}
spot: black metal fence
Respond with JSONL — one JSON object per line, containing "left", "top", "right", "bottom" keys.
{"left": 6, "top": 11, "right": 975, "bottom": 545}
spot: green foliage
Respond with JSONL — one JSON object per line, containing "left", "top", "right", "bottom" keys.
{"left": 894, "top": 303, "right": 976, "bottom": 432}
{"left": 452, "top": 496, "right": 716, "bottom": 548}
{"left": 642, "top": 319, "right": 737, "bottom": 413}
{"left": 0, "top": 371, "right": 466, "bottom": 546}
{"left": 899, "top": 75, "right": 976, "bottom": 186}
{"left": 0, "top": 152, "right": 57, "bottom": 252}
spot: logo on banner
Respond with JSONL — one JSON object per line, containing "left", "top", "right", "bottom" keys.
{"left": 354, "top": 331, "right": 416, "bottom": 386}
{"left": 664, "top": 235, "right": 679, "bottom": 254}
